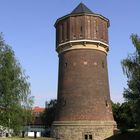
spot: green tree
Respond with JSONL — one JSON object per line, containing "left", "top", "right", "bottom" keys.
{"left": 112, "top": 102, "right": 135, "bottom": 130}
{"left": 0, "top": 34, "right": 33, "bottom": 135}
{"left": 42, "top": 99, "right": 57, "bottom": 128}
{"left": 112, "top": 102, "right": 121, "bottom": 124}
{"left": 121, "top": 34, "right": 140, "bottom": 128}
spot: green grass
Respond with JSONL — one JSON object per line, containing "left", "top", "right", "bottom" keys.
{"left": 105, "top": 131, "right": 140, "bottom": 140}
{"left": 1, "top": 131, "right": 140, "bottom": 140}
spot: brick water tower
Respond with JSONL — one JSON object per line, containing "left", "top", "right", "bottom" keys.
{"left": 52, "top": 3, "right": 116, "bottom": 140}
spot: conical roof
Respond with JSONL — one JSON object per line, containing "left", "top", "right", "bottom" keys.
{"left": 71, "top": 3, "right": 94, "bottom": 15}
{"left": 55, "top": 3, "right": 109, "bottom": 27}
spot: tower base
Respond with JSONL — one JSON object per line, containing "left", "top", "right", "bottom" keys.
{"left": 51, "top": 121, "right": 116, "bottom": 140}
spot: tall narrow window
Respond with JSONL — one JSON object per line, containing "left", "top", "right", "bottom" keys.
{"left": 59, "top": 24, "right": 63, "bottom": 42}
{"left": 80, "top": 26, "right": 83, "bottom": 32}
{"left": 105, "top": 23, "right": 108, "bottom": 43}
{"left": 71, "top": 17, "right": 76, "bottom": 39}
{"left": 103, "top": 23, "right": 106, "bottom": 41}
{"left": 72, "top": 25, "right": 76, "bottom": 39}
{"left": 80, "top": 26, "right": 83, "bottom": 37}
{"left": 94, "top": 19, "right": 98, "bottom": 39}
{"left": 56, "top": 26, "right": 59, "bottom": 45}
{"left": 79, "top": 18, "right": 83, "bottom": 38}
{"left": 62, "top": 23, "right": 64, "bottom": 41}
{"left": 71, "top": 26, "right": 73, "bottom": 35}
{"left": 96, "top": 20, "right": 98, "bottom": 39}
{"left": 87, "top": 20, "right": 91, "bottom": 38}
{"left": 102, "top": 61, "right": 105, "bottom": 68}
{"left": 66, "top": 21, "right": 69, "bottom": 40}
{"left": 100, "top": 22, "right": 104, "bottom": 40}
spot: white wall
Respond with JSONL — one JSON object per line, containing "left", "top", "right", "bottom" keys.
{"left": 27, "top": 132, "right": 41, "bottom": 137}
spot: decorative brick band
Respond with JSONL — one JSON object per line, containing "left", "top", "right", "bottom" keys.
{"left": 56, "top": 41, "right": 109, "bottom": 54}
{"left": 53, "top": 120, "right": 116, "bottom": 126}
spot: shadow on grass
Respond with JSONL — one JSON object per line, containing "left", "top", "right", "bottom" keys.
{"left": 105, "top": 131, "right": 140, "bottom": 140}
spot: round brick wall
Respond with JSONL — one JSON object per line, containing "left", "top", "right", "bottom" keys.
{"left": 56, "top": 49, "right": 114, "bottom": 121}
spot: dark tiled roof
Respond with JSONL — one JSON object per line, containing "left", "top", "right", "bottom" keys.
{"left": 55, "top": 2, "right": 109, "bottom": 27}
{"left": 71, "top": 3, "right": 94, "bottom": 15}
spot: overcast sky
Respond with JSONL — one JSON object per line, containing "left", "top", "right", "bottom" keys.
{"left": 0, "top": 0, "right": 140, "bottom": 107}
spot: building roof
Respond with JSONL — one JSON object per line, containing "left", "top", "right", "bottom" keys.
{"left": 71, "top": 3, "right": 94, "bottom": 15}
{"left": 55, "top": 2, "right": 109, "bottom": 27}
{"left": 32, "top": 106, "right": 45, "bottom": 113}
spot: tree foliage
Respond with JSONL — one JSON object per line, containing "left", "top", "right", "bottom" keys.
{"left": 42, "top": 99, "right": 57, "bottom": 128}
{"left": 0, "top": 34, "right": 33, "bottom": 135}
{"left": 112, "top": 102, "right": 135, "bottom": 130}
{"left": 121, "top": 34, "right": 140, "bottom": 127}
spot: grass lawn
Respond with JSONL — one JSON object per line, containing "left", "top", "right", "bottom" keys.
{"left": 1, "top": 131, "right": 140, "bottom": 140}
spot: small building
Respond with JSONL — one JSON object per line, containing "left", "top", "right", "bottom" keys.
{"left": 23, "top": 106, "right": 45, "bottom": 137}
